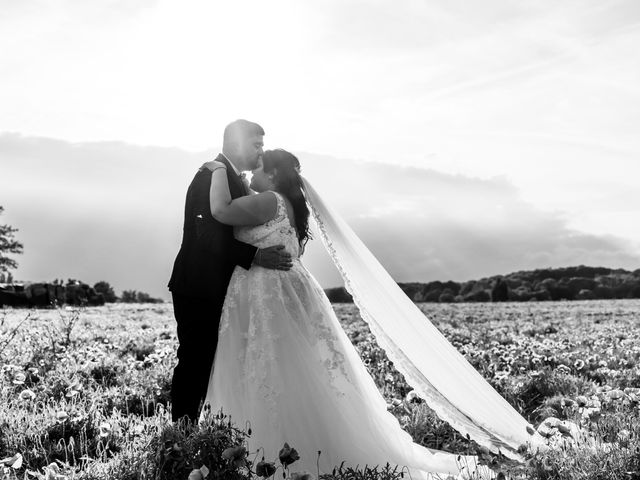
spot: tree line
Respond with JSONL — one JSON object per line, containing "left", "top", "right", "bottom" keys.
{"left": 325, "top": 265, "right": 640, "bottom": 303}
{"left": 0, "top": 278, "right": 163, "bottom": 308}
{"left": 3, "top": 205, "right": 639, "bottom": 306}
{"left": 0, "top": 206, "right": 162, "bottom": 307}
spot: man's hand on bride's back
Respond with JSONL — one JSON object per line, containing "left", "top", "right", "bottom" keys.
{"left": 254, "top": 245, "right": 293, "bottom": 271}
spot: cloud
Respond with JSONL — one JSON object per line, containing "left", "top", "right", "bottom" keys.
{"left": 300, "top": 152, "right": 640, "bottom": 285}
{"left": 1, "top": 0, "right": 639, "bottom": 177}
{"left": 0, "top": 133, "right": 209, "bottom": 298}
{"left": 4, "top": 133, "right": 636, "bottom": 299}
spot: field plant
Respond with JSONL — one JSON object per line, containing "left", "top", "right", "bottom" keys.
{"left": 1, "top": 300, "right": 640, "bottom": 479}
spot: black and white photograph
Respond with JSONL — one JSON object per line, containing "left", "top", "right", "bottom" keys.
{"left": 1, "top": 1, "right": 639, "bottom": 479}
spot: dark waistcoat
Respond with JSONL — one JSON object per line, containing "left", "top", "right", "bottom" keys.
{"left": 168, "top": 155, "right": 256, "bottom": 299}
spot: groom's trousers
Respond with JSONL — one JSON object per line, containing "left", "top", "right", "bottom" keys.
{"left": 170, "top": 291, "right": 224, "bottom": 422}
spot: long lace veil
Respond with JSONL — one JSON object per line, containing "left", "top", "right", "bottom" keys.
{"left": 301, "top": 177, "right": 543, "bottom": 460}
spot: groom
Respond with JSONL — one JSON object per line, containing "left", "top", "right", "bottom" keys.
{"left": 168, "top": 119, "right": 292, "bottom": 422}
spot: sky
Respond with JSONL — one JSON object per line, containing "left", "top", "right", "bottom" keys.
{"left": 1, "top": 0, "right": 639, "bottom": 299}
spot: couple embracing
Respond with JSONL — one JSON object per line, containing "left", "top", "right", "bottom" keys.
{"left": 168, "top": 119, "right": 543, "bottom": 479}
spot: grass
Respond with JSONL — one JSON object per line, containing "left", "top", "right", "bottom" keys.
{"left": 1, "top": 300, "right": 639, "bottom": 479}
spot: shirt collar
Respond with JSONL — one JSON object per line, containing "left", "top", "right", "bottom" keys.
{"left": 220, "top": 153, "right": 241, "bottom": 176}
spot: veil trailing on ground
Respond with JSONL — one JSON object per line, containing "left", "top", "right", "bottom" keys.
{"left": 301, "top": 177, "right": 544, "bottom": 461}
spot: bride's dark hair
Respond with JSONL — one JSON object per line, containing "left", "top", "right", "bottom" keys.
{"left": 262, "top": 149, "right": 311, "bottom": 249}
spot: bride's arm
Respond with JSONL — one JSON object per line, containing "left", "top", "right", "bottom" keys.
{"left": 208, "top": 164, "right": 277, "bottom": 226}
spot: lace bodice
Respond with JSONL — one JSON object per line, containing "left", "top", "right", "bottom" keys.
{"left": 234, "top": 191, "right": 300, "bottom": 258}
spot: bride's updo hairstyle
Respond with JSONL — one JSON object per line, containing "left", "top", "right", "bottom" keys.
{"left": 262, "top": 149, "right": 311, "bottom": 248}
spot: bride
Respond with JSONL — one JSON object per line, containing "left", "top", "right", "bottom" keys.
{"left": 200, "top": 149, "right": 542, "bottom": 479}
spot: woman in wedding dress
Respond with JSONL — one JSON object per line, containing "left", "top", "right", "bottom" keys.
{"left": 201, "top": 149, "right": 539, "bottom": 479}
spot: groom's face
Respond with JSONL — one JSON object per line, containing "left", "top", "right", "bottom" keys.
{"left": 237, "top": 134, "right": 264, "bottom": 171}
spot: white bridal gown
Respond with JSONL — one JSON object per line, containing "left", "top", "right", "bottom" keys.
{"left": 202, "top": 192, "right": 489, "bottom": 480}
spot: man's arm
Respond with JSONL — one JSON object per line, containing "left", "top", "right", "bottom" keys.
{"left": 230, "top": 237, "right": 258, "bottom": 270}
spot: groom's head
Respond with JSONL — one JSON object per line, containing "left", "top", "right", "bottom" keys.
{"left": 222, "top": 119, "right": 265, "bottom": 171}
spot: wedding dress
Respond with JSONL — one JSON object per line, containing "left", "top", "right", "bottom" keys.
{"left": 202, "top": 190, "right": 500, "bottom": 479}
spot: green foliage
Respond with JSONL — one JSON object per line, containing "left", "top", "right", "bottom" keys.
{"left": 149, "top": 411, "right": 255, "bottom": 480}
{"left": 120, "top": 290, "right": 137, "bottom": 303}
{"left": 438, "top": 290, "right": 456, "bottom": 303}
{"left": 0, "top": 206, "right": 23, "bottom": 274}
{"left": 524, "top": 409, "right": 640, "bottom": 480}
{"left": 93, "top": 282, "right": 118, "bottom": 303}
{"left": 491, "top": 278, "right": 509, "bottom": 302}
{"left": 2, "top": 302, "right": 640, "bottom": 480}
{"left": 120, "top": 290, "right": 163, "bottom": 304}
{"left": 370, "top": 266, "right": 640, "bottom": 303}
{"left": 324, "top": 287, "right": 353, "bottom": 303}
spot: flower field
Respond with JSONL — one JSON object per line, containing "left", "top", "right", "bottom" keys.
{"left": 1, "top": 300, "right": 640, "bottom": 479}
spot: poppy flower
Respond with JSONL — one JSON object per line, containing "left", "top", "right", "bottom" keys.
{"left": 256, "top": 460, "right": 277, "bottom": 477}
{"left": 99, "top": 422, "right": 112, "bottom": 438}
{"left": 278, "top": 443, "right": 300, "bottom": 466}
{"left": 19, "top": 389, "right": 35, "bottom": 401}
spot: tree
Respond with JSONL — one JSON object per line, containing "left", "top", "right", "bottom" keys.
{"left": 491, "top": 278, "right": 509, "bottom": 302}
{"left": 136, "top": 291, "right": 163, "bottom": 303}
{"left": 439, "top": 289, "right": 456, "bottom": 303}
{"left": 121, "top": 290, "right": 138, "bottom": 303}
{"left": 94, "top": 281, "right": 118, "bottom": 303}
{"left": 0, "top": 206, "right": 23, "bottom": 274}
{"left": 120, "top": 289, "right": 163, "bottom": 303}
{"left": 324, "top": 287, "right": 353, "bottom": 303}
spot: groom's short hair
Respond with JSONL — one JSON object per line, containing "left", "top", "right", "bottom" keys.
{"left": 223, "top": 119, "right": 265, "bottom": 147}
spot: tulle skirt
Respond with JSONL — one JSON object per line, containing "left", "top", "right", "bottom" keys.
{"left": 201, "top": 261, "right": 489, "bottom": 479}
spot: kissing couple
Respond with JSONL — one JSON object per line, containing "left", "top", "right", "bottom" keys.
{"left": 168, "top": 119, "right": 544, "bottom": 479}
